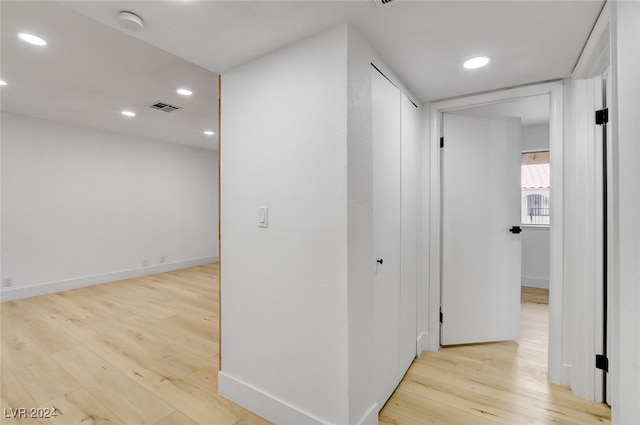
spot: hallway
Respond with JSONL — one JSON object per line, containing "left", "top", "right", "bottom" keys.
{"left": 379, "top": 288, "right": 611, "bottom": 424}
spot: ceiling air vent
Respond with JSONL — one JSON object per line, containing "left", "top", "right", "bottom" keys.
{"left": 371, "top": 0, "right": 397, "bottom": 7}
{"left": 149, "top": 102, "right": 182, "bottom": 112}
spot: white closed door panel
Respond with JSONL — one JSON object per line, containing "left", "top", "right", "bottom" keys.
{"left": 400, "top": 92, "right": 419, "bottom": 374}
{"left": 441, "top": 113, "right": 521, "bottom": 346}
{"left": 372, "top": 67, "right": 401, "bottom": 407}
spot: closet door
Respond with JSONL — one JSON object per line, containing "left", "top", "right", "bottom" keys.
{"left": 400, "top": 93, "right": 419, "bottom": 375}
{"left": 372, "top": 66, "right": 401, "bottom": 408}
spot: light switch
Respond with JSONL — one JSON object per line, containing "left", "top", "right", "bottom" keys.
{"left": 258, "top": 206, "right": 268, "bottom": 228}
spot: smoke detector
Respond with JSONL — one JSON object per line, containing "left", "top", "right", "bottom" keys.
{"left": 118, "top": 11, "right": 144, "bottom": 32}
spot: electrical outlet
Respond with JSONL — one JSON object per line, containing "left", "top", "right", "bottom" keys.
{"left": 143, "top": 259, "right": 149, "bottom": 267}
{"left": 3, "top": 278, "right": 13, "bottom": 287}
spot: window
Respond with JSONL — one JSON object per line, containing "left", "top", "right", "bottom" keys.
{"left": 525, "top": 193, "right": 550, "bottom": 223}
{"left": 521, "top": 151, "right": 550, "bottom": 225}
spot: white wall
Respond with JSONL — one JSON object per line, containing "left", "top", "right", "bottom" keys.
{"left": 611, "top": 2, "right": 640, "bottom": 423}
{"left": 522, "top": 123, "right": 550, "bottom": 151}
{"left": 219, "top": 24, "right": 418, "bottom": 425}
{"left": 346, "top": 27, "right": 377, "bottom": 425}
{"left": 419, "top": 105, "right": 431, "bottom": 352}
{"left": 1, "top": 112, "right": 218, "bottom": 301}
{"left": 219, "top": 26, "right": 353, "bottom": 425}
{"left": 521, "top": 227, "right": 550, "bottom": 288}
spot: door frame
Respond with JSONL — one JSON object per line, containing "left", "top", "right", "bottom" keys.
{"left": 571, "top": 1, "right": 611, "bottom": 404}
{"left": 426, "top": 80, "right": 565, "bottom": 384}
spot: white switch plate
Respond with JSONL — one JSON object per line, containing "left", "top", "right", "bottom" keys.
{"left": 258, "top": 206, "right": 268, "bottom": 228}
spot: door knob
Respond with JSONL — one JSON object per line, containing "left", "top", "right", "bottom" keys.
{"left": 509, "top": 226, "right": 522, "bottom": 234}
{"left": 377, "top": 259, "right": 384, "bottom": 264}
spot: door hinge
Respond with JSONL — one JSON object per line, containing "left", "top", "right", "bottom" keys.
{"left": 440, "top": 137, "right": 444, "bottom": 148}
{"left": 596, "top": 354, "right": 609, "bottom": 372}
{"left": 439, "top": 306, "right": 443, "bottom": 324}
{"left": 595, "top": 108, "right": 609, "bottom": 125}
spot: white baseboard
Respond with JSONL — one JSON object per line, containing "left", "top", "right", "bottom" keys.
{"left": 219, "top": 371, "right": 377, "bottom": 425}
{"left": 522, "top": 276, "right": 550, "bottom": 289}
{"left": 561, "top": 363, "right": 573, "bottom": 387}
{"left": 0, "top": 256, "right": 218, "bottom": 302}
{"left": 218, "top": 371, "right": 328, "bottom": 425}
{"left": 427, "top": 329, "right": 441, "bottom": 352}
{"left": 418, "top": 331, "right": 431, "bottom": 353}
{"left": 353, "top": 402, "right": 379, "bottom": 425}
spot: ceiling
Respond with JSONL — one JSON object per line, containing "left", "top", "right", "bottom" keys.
{"left": 1, "top": 0, "right": 604, "bottom": 150}
{"left": 1, "top": 1, "right": 219, "bottom": 150}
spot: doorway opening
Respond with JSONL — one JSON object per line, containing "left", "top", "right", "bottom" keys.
{"left": 427, "top": 81, "right": 565, "bottom": 386}
{"left": 438, "top": 94, "right": 552, "bottom": 377}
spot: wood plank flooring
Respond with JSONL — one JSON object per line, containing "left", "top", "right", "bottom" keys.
{"left": 1, "top": 267, "right": 610, "bottom": 424}
{"left": 1, "top": 264, "right": 268, "bottom": 425}
{"left": 521, "top": 286, "right": 550, "bottom": 305}
{"left": 380, "top": 286, "right": 611, "bottom": 425}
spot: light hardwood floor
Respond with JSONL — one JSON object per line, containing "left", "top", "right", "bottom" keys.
{"left": 1, "top": 267, "right": 610, "bottom": 424}
{"left": 521, "top": 286, "right": 551, "bottom": 305}
{"left": 380, "top": 286, "right": 611, "bottom": 425}
{"left": 1, "top": 264, "right": 268, "bottom": 425}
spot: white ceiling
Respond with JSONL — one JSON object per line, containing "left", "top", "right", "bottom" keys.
{"left": 1, "top": 0, "right": 604, "bottom": 150}
{"left": 1, "top": 1, "right": 219, "bottom": 150}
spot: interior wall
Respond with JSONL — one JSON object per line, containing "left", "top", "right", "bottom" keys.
{"left": 521, "top": 227, "right": 550, "bottom": 288}
{"left": 346, "top": 26, "right": 376, "bottom": 424}
{"left": 1, "top": 112, "right": 218, "bottom": 301}
{"left": 219, "top": 23, "right": 420, "bottom": 425}
{"left": 419, "top": 105, "right": 431, "bottom": 352}
{"left": 611, "top": 1, "right": 640, "bottom": 423}
{"left": 219, "top": 25, "right": 353, "bottom": 425}
{"left": 522, "top": 123, "right": 550, "bottom": 151}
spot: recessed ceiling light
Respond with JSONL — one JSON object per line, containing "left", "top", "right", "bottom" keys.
{"left": 121, "top": 110, "right": 136, "bottom": 117}
{"left": 18, "top": 32, "right": 47, "bottom": 46}
{"left": 0, "top": 80, "right": 7, "bottom": 86}
{"left": 204, "top": 130, "right": 215, "bottom": 136}
{"left": 177, "top": 88, "right": 193, "bottom": 96}
{"left": 463, "top": 56, "right": 491, "bottom": 69}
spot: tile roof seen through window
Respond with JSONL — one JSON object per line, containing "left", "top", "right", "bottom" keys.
{"left": 522, "top": 163, "right": 550, "bottom": 189}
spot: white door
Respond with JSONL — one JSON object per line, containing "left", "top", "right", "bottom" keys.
{"left": 441, "top": 113, "right": 522, "bottom": 346}
{"left": 576, "top": 74, "right": 609, "bottom": 403}
{"left": 400, "top": 92, "right": 419, "bottom": 373}
{"left": 372, "top": 66, "right": 401, "bottom": 406}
